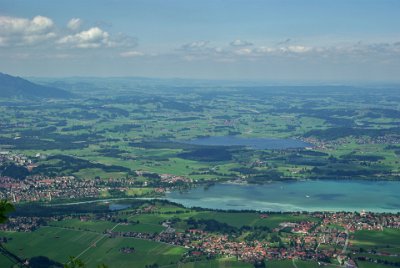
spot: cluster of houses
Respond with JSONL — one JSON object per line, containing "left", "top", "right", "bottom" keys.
{"left": 302, "top": 133, "right": 400, "bottom": 151}
{"left": 276, "top": 221, "right": 315, "bottom": 234}
{"left": 159, "top": 174, "right": 192, "bottom": 184}
{"left": 0, "top": 175, "right": 161, "bottom": 202}
{"left": 320, "top": 211, "right": 400, "bottom": 231}
{"left": 0, "top": 216, "right": 45, "bottom": 232}
{"left": 196, "top": 235, "right": 268, "bottom": 263}
{"left": 0, "top": 175, "right": 99, "bottom": 202}
{"left": 356, "top": 134, "right": 400, "bottom": 145}
{"left": 0, "top": 151, "right": 32, "bottom": 166}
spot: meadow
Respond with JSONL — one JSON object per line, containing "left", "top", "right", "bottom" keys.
{"left": 351, "top": 228, "right": 400, "bottom": 253}
{"left": 0, "top": 226, "right": 186, "bottom": 268}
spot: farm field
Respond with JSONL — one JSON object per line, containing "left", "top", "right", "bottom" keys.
{"left": 0, "top": 227, "right": 100, "bottom": 263}
{"left": 177, "top": 258, "right": 253, "bottom": 267}
{"left": 0, "top": 226, "right": 186, "bottom": 268}
{"left": 351, "top": 228, "right": 400, "bottom": 253}
{"left": 81, "top": 237, "right": 186, "bottom": 268}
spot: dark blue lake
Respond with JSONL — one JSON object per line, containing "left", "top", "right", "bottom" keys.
{"left": 185, "top": 136, "right": 312, "bottom": 150}
{"left": 109, "top": 203, "right": 131, "bottom": 211}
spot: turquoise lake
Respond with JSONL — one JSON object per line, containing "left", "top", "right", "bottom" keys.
{"left": 166, "top": 180, "right": 400, "bottom": 212}
{"left": 185, "top": 136, "right": 312, "bottom": 149}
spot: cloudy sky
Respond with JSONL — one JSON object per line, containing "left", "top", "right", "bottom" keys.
{"left": 1, "top": 0, "right": 399, "bottom": 81}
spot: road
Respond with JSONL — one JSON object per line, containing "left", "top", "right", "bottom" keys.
{"left": 342, "top": 229, "right": 349, "bottom": 254}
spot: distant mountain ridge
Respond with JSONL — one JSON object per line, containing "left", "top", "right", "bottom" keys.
{"left": 0, "top": 72, "right": 74, "bottom": 99}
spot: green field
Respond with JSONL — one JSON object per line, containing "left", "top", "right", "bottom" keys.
{"left": 192, "top": 212, "right": 320, "bottom": 229}
{"left": 0, "top": 254, "right": 16, "bottom": 268}
{"left": 81, "top": 237, "right": 186, "bottom": 268}
{"left": 178, "top": 258, "right": 252, "bottom": 268}
{"left": 264, "top": 259, "right": 338, "bottom": 268}
{"left": 0, "top": 226, "right": 186, "bottom": 268}
{"left": 351, "top": 228, "right": 400, "bottom": 251}
{"left": 113, "top": 223, "right": 165, "bottom": 233}
{"left": 0, "top": 227, "right": 100, "bottom": 263}
{"left": 356, "top": 261, "right": 394, "bottom": 268}
{"left": 50, "top": 219, "right": 116, "bottom": 233}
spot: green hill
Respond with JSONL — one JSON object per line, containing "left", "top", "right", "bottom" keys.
{"left": 0, "top": 72, "right": 74, "bottom": 99}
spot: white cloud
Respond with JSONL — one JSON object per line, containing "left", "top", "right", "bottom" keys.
{"left": 178, "top": 39, "right": 317, "bottom": 60}
{"left": 283, "top": 45, "right": 312, "bottom": 53}
{"left": 120, "top": 50, "right": 144, "bottom": 57}
{"left": 177, "top": 39, "right": 400, "bottom": 64}
{"left": 0, "top": 15, "right": 56, "bottom": 46}
{"left": 255, "top": 46, "right": 276, "bottom": 53}
{"left": 57, "top": 27, "right": 111, "bottom": 48}
{"left": 67, "top": 18, "right": 82, "bottom": 31}
{"left": 0, "top": 15, "right": 136, "bottom": 50}
{"left": 234, "top": 48, "right": 253, "bottom": 55}
{"left": 181, "top": 41, "right": 209, "bottom": 51}
{"left": 235, "top": 45, "right": 312, "bottom": 56}
{"left": 29, "top": 16, "right": 54, "bottom": 33}
{"left": 178, "top": 41, "right": 221, "bottom": 61}
{"left": 230, "top": 39, "right": 253, "bottom": 47}
{"left": 112, "top": 33, "right": 138, "bottom": 48}
{"left": 179, "top": 41, "right": 228, "bottom": 58}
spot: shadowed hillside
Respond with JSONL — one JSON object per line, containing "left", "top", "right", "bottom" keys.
{"left": 0, "top": 72, "right": 74, "bottom": 99}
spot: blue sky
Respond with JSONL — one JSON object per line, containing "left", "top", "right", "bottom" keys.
{"left": 1, "top": 0, "right": 399, "bottom": 81}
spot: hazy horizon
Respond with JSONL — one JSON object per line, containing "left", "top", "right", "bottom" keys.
{"left": 23, "top": 75, "right": 400, "bottom": 87}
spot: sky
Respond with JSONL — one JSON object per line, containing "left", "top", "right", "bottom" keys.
{"left": 0, "top": 0, "right": 400, "bottom": 81}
